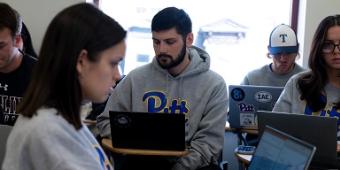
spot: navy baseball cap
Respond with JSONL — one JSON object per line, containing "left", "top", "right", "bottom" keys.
{"left": 268, "top": 24, "right": 299, "bottom": 55}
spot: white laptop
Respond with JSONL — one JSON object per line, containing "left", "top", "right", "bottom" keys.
{"left": 228, "top": 85, "right": 283, "bottom": 129}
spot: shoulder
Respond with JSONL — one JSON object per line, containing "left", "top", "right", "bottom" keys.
{"left": 120, "top": 64, "right": 151, "bottom": 85}
{"left": 22, "top": 54, "right": 37, "bottom": 65}
{"left": 284, "top": 71, "right": 310, "bottom": 92}
{"left": 289, "top": 70, "right": 310, "bottom": 82}
{"left": 206, "top": 70, "right": 226, "bottom": 83}
{"left": 30, "top": 108, "right": 62, "bottom": 125}
{"left": 246, "top": 65, "right": 269, "bottom": 77}
{"left": 198, "top": 70, "right": 227, "bottom": 91}
{"left": 293, "top": 64, "right": 306, "bottom": 73}
{"left": 129, "top": 63, "right": 150, "bottom": 73}
{"left": 6, "top": 108, "right": 67, "bottom": 153}
{"left": 12, "top": 108, "right": 72, "bottom": 139}
{"left": 19, "top": 54, "right": 37, "bottom": 72}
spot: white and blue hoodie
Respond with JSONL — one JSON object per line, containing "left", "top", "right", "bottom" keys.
{"left": 97, "top": 46, "right": 229, "bottom": 170}
{"left": 2, "top": 108, "right": 113, "bottom": 170}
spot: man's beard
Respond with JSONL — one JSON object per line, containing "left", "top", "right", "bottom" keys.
{"left": 156, "top": 44, "right": 187, "bottom": 69}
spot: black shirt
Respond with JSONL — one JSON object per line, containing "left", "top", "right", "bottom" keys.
{"left": 0, "top": 54, "right": 37, "bottom": 115}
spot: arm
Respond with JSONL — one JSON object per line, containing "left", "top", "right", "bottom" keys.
{"left": 96, "top": 94, "right": 115, "bottom": 138}
{"left": 174, "top": 80, "right": 229, "bottom": 170}
{"left": 273, "top": 77, "right": 295, "bottom": 113}
{"left": 96, "top": 76, "right": 132, "bottom": 138}
{"left": 26, "top": 123, "right": 106, "bottom": 170}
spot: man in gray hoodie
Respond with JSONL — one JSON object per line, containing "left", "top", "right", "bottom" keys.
{"left": 97, "top": 7, "right": 228, "bottom": 170}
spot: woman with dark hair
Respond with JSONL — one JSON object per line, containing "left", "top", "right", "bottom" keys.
{"left": 274, "top": 15, "right": 340, "bottom": 135}
{"left": 2, "top": 3, "right": 126, "bottom": 170}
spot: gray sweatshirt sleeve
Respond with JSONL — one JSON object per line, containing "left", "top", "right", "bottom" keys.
{"left": 273, "top": 72, "right": 309, "bottom": 114}
{"left": 96, "top": 94, "right": 114, "bottom": 138}
{"left": 173, "top": 80, "right": 229, "bottom": 170}
{"left": 273, "top": 76, "right": 295, "bottom": 113}
{"left": 97, "top": 77, "right": 132, "bottom": 138}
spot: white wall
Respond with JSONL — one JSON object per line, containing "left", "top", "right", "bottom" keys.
{"left": 4, "top": 0, "right": 340, "bottom": 63}
{"left": 2, "top": 0, "right": 85, "bottom": 53}
{"left": 298, "top": 0, "right": 340, "bottom": 68}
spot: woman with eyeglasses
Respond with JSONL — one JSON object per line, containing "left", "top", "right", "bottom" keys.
{"left": 273, "top": 15, "right": 340, "bottom": 137}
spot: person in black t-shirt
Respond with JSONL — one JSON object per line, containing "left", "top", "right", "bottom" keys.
{"left": 0, "top": 3, "right": 37, "bottom": 124}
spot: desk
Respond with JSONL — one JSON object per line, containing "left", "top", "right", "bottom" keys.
{"left": 227, "top": 120, "right": 340, "bottom": 152}
{"left": 235, "top": 152, "right": 252, "bottom": 165}
{"left": 225, "top": 121, "right": 258, "bottom": 135}
{"left": 235, "top": 144, "right": 340, "bottom": 166}
{"left": 83, "top": 119, "right": 96, "bottom": 126}
{"left": 101, "top": 138, "right": 188, "bottom": 157}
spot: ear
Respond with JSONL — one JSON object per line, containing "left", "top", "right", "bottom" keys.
{"left": 186, "top": 33, "right": 194, "bottom": 47}
{"left": 76, "top": 49, "right": 89, "bottom": 75}
{"left": 14, "top": 35, "right": 23, "bottom": 49}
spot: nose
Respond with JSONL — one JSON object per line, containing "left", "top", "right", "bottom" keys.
{"left": 334, "top": 44, "right": 340, "bottom": 53}
{"left": 158, "top": 42, "right": 168, "bottom": 53}
{"left": 112, "top": 66, "right": 121, "bottom": 84}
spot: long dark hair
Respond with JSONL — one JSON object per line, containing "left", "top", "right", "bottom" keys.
{"left": 297, "top": 15, "right": 340, "bottom": 111}
{"left": 18, "top": 3, "right": 126, "bottom": 129}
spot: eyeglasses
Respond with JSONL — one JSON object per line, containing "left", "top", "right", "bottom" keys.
{"left": 321, "top": 41, "right": 340, "bottom": 54}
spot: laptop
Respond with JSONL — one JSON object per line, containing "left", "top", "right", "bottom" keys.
{"left": 257, "top": 111, "right": 340, "bottom": 168}
{"left": 248, "top": 125, "right": 316, "bottom": 170}
{"left": 109, "top": 111, "right": 186, "bottom": 151}
{"left": 228, "top": 85, "right": 283, "bottom": 129}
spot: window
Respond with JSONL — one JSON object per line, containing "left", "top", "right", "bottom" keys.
{"left": 99, "top": 0, "right": 294, "bottom": 85}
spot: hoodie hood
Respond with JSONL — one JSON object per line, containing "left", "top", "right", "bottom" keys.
{"left": 151, "top": 46, "right": 210, "bottom": 79}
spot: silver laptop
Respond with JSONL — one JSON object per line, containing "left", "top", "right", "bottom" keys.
{"left": 257, "top": 111, "right": 339, "bottom": 168}
{"left": 248, "top": 125, "right": 316, "bottom": 170}
{"left": 228, "top": 85, "right": 283, "bottom": 129}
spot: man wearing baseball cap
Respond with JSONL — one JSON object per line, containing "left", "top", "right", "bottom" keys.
{"left": 241, "top": 24, "right": 305, "bottom": 87}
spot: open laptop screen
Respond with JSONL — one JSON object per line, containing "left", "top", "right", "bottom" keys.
{"left": 249, "top": 126, "right": 316, "bottom": 170}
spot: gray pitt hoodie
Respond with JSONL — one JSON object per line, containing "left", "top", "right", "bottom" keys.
{"left": 97, "top": 46, "right": 229, "bottom": 170}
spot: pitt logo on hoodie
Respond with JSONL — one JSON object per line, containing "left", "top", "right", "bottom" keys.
{"left": 143, "top": 91, "right": 189, "bottom": 114}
